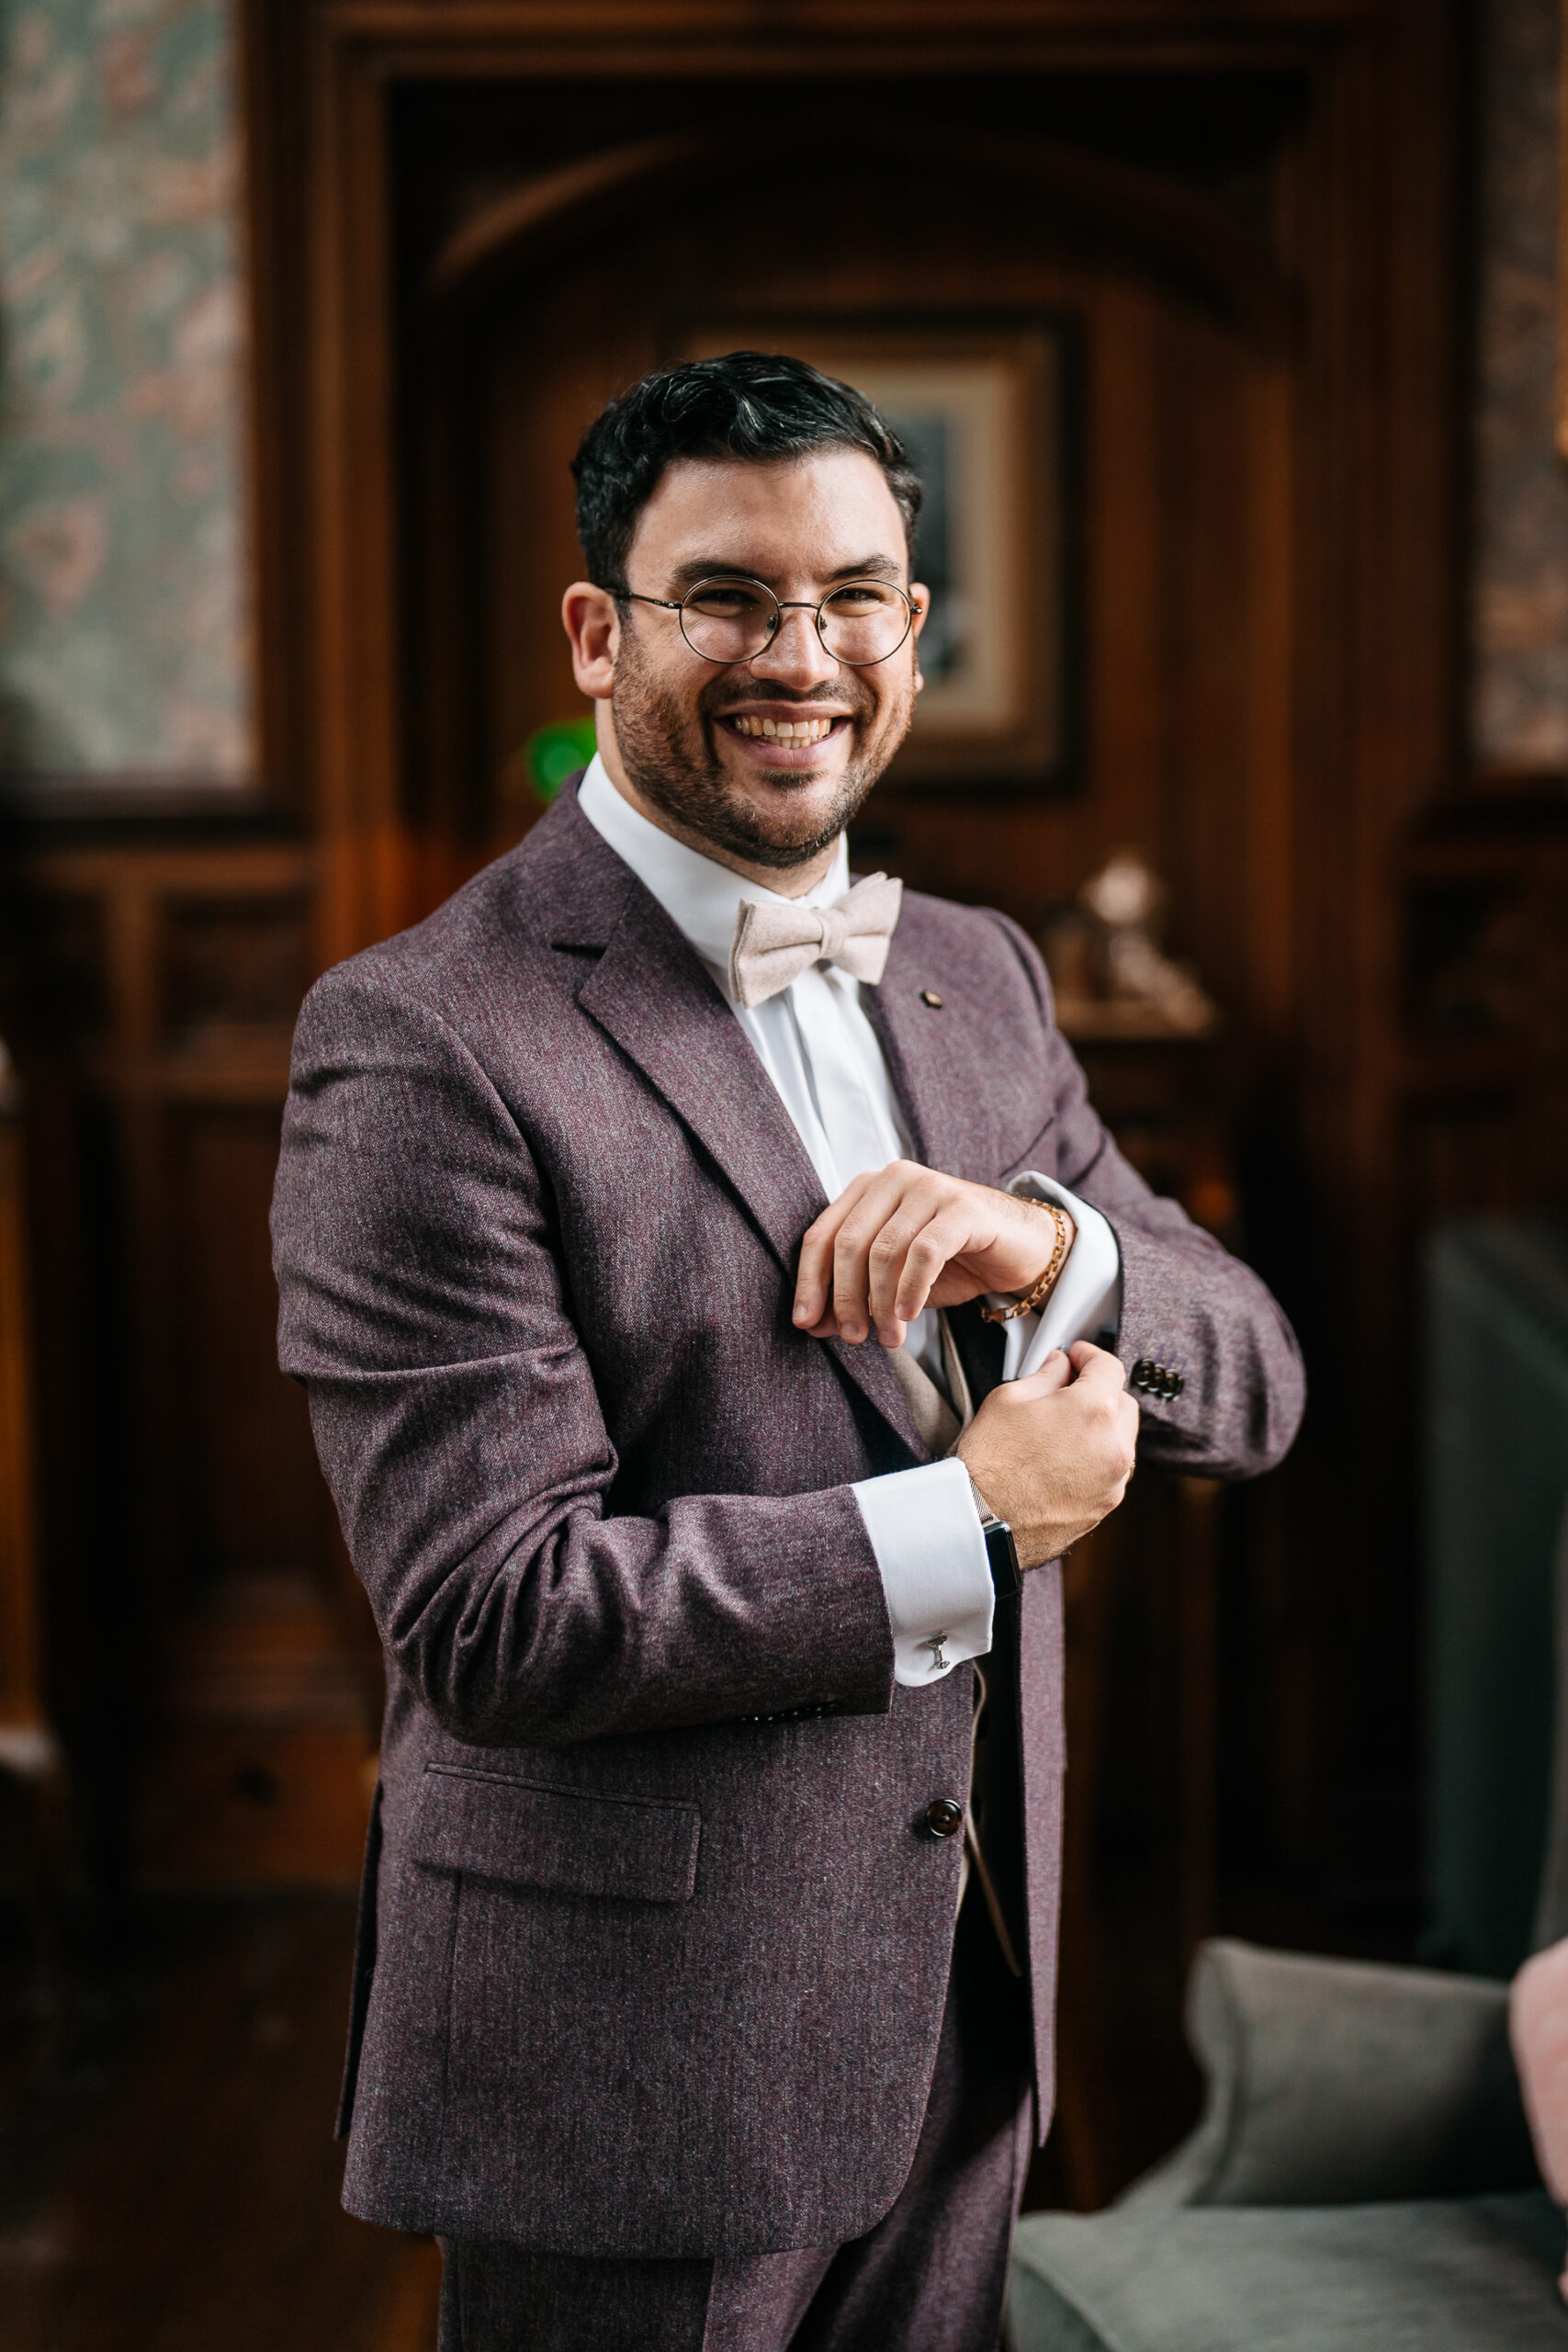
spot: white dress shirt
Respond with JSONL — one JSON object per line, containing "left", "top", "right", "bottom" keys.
{"left": 577, "top": 755, "right": 1121, "bottom": 1683}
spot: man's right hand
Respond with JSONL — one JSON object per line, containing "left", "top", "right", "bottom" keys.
{"left": 956, "top": 1341, "right": 1139, "bottom": 1570}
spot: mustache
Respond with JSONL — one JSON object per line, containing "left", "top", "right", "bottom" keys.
{"left": 700, "top": 684, "right": 874, "bottom": 718}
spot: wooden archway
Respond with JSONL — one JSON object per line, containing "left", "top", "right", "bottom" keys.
{"left": 424, "top": 120, "right": 1299, "bottom": 354}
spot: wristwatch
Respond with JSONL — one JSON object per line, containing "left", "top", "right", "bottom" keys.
{"left": 967, "top": 1474, "right": 1021, "bottom": 1599}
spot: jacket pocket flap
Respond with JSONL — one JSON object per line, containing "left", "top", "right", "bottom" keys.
{"left": 408, "top": 1766, "right": 700, "bottom": 1903}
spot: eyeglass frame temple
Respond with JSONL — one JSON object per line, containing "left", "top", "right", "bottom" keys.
{"left": 613, "top": 579, "right": 923, "bottom": 664}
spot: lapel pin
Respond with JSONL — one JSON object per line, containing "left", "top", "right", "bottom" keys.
{"left": 920, "top": 989, "right": 944, "bottom": 1009}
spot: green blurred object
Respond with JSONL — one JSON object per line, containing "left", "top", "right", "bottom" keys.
{"left": 523, "top": 716, "right": 598, "bottom": 803}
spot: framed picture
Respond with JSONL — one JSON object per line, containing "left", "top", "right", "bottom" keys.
{"left": 672, "top": 317, "right": 1079, "bottom": 794}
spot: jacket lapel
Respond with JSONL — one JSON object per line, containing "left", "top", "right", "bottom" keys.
{"left": 545, "top": 799, "right": 930, "bottom": 1463}
{"left": 862, "top": 916, "right": 980, "bottom": 1182}
{"left": 577, "top": 881, "right": 821, "bottom": 1270}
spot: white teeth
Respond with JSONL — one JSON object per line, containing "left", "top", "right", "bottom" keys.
{"left": 731, "top": 715, "right": 836, "bottom": 744}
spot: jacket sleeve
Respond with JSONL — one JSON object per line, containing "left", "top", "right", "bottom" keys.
{"left": 271, "top": 967, "right": 896, "bottom": 1749}
{"left": 992, "top": 915, "right": 1306, "bottom": 1482}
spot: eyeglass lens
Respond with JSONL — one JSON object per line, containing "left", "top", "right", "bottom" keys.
{"left": 679, "top": 579, "right": 911, "bottom": 666}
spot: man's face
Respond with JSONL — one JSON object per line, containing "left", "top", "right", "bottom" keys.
{"left": 587, "top": 449, "right": 926, "bottom": 871}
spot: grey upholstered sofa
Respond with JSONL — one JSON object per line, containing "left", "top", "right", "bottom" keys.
{"left": 1006, "top": 1938, "right": 1565, "bottom": 2348}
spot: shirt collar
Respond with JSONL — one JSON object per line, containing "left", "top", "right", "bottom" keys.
{"left": 576, "top": 752, "right": 851, "bottom": 978}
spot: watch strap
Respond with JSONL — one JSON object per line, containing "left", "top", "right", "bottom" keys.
{"left": 965, "top": 1467, "right": 1021, "bottom": 1597}
{"left": 982, "top": 1516, "right": 1021, "bottom": 1598}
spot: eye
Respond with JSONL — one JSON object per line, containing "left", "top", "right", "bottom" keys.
{"left": 684, "top": 580, "right": 773, "bottom": 619}
{"left": 824, "top": 582, "right": 898, "bottom": 614}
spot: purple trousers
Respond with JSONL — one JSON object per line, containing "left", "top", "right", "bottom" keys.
{"left": 436, "top": 1891, "right": 1034, "bottom": 2352}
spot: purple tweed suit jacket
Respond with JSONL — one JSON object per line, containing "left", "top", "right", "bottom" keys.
{"left": 271, "top": 781, "right": 1303, "bottom": 2259}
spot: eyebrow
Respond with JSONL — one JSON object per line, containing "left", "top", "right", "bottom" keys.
{"left": 663, "top": 552, "right": 906, "bottom": 591}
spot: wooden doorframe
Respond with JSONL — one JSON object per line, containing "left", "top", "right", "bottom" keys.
{"left": 242, "top": 0, "right": 1460, "bottom": 952}
{"left": 242, "top": 0, "right": 1462, "bottom": 1894}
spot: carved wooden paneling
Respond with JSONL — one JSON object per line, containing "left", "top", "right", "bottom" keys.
{"left": 1399, "top": 795, "right": 1568, "bottom": 1228}
{"left": 0, "top": 833, "right": 377, "bottom": 1891}
{"left": 164, "top": 1106, "right": 326, "bottom": 1578}
{"left": 159, "top": 893, "right": 312, "bottom": 1047}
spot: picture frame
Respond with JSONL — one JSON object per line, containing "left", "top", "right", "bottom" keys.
{"left": 671, "top": 315, "right": 1081, "bottom": 794}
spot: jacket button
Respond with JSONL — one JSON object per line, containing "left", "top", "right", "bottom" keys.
{"left": 925, "top": 1797, "right": 964, "bottom": 1839}
{"left": 920, "top": 989, "right": 944, "bottom": 1009}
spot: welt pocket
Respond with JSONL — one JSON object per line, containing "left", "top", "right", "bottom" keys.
{"left": 406, "top": 1764, "right": 701, "bottom": 1904}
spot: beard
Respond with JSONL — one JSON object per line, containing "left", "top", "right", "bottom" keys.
{"left": 608, "top": 620, "right": 914, "bottom": 871}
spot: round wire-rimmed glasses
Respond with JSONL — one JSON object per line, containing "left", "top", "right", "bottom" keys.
{"left": 617, "top": 574, "right": 922, "bottom": 668}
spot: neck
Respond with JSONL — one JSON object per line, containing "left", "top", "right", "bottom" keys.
{"left": 597, "top": 740, "right": 840, "bottom": 900}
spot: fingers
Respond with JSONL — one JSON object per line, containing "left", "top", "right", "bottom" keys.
{"left": 958, "top": 1340, "right": 1140, "bottom": 1569}
{"left": 956, "top": 1356, "right": 1068, "bottom": 1480}
{"left": 986, "top": 1342, "right": 1137, "bottom": 1478}
{"left": 1008, "top": 1350, "right": 1073, "bottom": 1401}
{"left": 874, "top": 1201, "right": 971, "bottom": 1337}
{"left": 793, "top": 1170, "right": 881, "bottom": 1335}
{"left": 795, "top": 1161, "right": 1066, "bottom": 1345}
{"left": 1066, "top": 1341, "right": 1127, "bottom": 1395}
{"left": 795, "top": 1161, "right": 953, "bottom": 1344}
{"left": 1065, "top": 1348, "right": 1138, "bottom": 1474}
{"left": 795, "top": 1165, "right": 1102, "bottom": 1351}
{"left": 846, "top": 1170, "right": 952, "bottom": 1343}
{"left": 1065, "top": 1346, "right": 1139, "bottom": 1480}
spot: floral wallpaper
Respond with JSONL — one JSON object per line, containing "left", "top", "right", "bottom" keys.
{"left": 0, "top": 0, "right": 251, "bottom": 779}
{"left": 1472, "top": 0, "right": 1568, "bottom": 772}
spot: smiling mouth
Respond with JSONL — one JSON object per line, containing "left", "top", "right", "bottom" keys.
{"left": 724, "top": 714, "right": 846, "bottom": 746}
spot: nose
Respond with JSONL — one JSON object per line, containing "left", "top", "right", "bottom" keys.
{"left": 745, "top": 603, "right": 841, "bottom": 691}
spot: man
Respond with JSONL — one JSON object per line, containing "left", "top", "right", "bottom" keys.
{"left": 272, "top": 352, "right": 1303, "bottom": 2351}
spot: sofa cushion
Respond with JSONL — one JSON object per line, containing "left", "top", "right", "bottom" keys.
{"left": 1006, "top": 2192, "right": 1568, "bottom": 2352}
{"left": 1129, "top": 1939, "right": 1536, "bottom": 2211}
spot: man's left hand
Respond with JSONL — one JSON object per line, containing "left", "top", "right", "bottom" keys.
{"left": 793, "top": 1160, "right": 1073, "bottom": 1347}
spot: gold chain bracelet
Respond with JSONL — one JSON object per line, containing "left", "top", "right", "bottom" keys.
{"left": 980, "top": 1199, "right": 1071, "bottom": 1324}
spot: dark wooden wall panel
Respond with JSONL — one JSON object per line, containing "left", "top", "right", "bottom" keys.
{"left": 169, "top": 1107, "right": 324, "bottom": 1577}
{"left": 0, "top": 839, "right": 378, "bottom": 1894}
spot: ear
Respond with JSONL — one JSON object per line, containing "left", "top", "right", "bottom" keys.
{"left": 562, "top": 582, "right": 621, "bottom": 699}
{"left": 909, "top": 580, "right": 930, "bottom": 694}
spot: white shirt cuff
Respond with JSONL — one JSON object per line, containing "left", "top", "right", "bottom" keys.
{"left": 851, "top": 1456, "right": 994, "bottom": 1688}
{"left": 997, "top": 1171, "right": 1123, "bottom": 1381}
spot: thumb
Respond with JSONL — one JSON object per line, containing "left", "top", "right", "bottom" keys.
{"left": 1068, "top": 1345, "right": 1130, "bottom": 1398}
{"left": 1009, "top": 1349, "right": 1073, "bottom": 1402}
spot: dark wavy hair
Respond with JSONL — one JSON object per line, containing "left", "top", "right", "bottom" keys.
{"left": 570, "top": 351, "right": 923, "bottom": 590}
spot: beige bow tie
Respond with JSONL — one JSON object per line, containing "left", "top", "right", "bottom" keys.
{"left": 728, "top": 873, "right": 904, "bottom": 1010}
